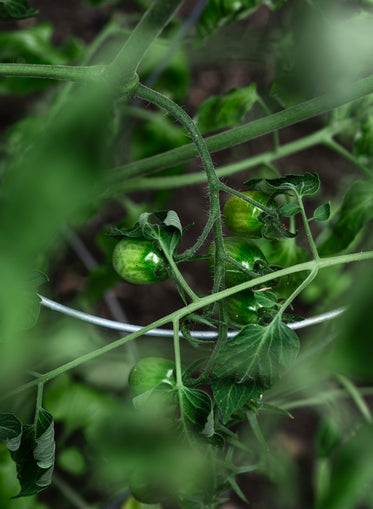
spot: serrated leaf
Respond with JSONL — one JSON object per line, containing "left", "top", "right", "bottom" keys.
{"left": 245, "top": 172, "right": 320, "bottom": 198}
{"left": 319, "top": 181, "right": 373, "bottom": 256}
{"left": 280, "top": 203, "right": 301, "bottom": 217}
{"left": 0, "top": 0, "right": 38, "bottom": 20}
{"left": 0, "top": 413, "right": 23, "bottom": 452}
{"left": 213, "top": 318, "right": 299, "bottom": 387}
{"left": 211, "top": 379, "right": 263, "bottom": 424}
{"left": 10, "top": 410, "right": 55, "bottom": 498}
{"left": 196, "top": 84, "right": 257, "bottom": 134}
{"left": 181, "top": 388, "right": 212, "bottom": 434}
{"left": 34, "top": 409, "right": 55, "bottom": 469}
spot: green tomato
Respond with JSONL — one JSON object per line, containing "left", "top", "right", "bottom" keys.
{"left": 112, "top": 238, "right": 168, "bottom": 284}
{"left": 128, "top": 357, "right": 176, "bottom": 395}
{"left": 207, "top": 236, "right": 268, "bottom": 287}
{"left": 256, "top": 238, "right": 309, "bottom": 299}
{"left": 226, "top": 289, "right": 261, "bottom": 325}
{"left": 223, "top": 190, "right": 270, "bottom": 238}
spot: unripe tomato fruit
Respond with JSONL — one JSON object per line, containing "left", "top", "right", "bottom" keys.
{"left": 257, "top": 238, "right": 309, "bottom": 299}
{"left": 112, "top": 238, "right": 168, "bottom": 284}
{"left": 226, "top": 289, "right": 261, "bottom": 325}
{"left": 207, "top": 237, "right": 267, "bottom": 287}
{"left": 128, "top": 357, "right": 176, "bottom": 395}
{"left": 223, "top": 191, "right": 270, "bottom": 238}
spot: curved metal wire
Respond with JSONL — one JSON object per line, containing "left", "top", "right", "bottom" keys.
{"left": 39, "top": 294, "right": 345, "bottom": 339}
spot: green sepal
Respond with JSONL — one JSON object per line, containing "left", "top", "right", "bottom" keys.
{"left": 109, "top": 210, "right": 183, "bottom": 257}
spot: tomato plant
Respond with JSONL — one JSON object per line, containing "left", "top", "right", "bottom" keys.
{"left": 1, "top": 1, "right": 373, "bottom": 509}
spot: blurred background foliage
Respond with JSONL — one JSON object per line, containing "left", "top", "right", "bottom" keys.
{"left": 0, "top": 0, "right": 373, "bottom": 508}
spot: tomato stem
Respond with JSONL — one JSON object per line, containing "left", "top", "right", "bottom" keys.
{"left": 296, "top": 192, "right": 320, "bottom": 261}
{"left": 4, "top": 250, "right": 373, "bottom": 401}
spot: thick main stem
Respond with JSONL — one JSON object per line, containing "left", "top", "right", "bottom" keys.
{"left": 112, "top": 122, "right": 350, "bottom": 193}
{"left": 108, "top": 0, "right": 184, "bottom": 86}
{"left": 109, "top": 74, "right": 373, "bottom": 180}
{"left": 0, "top": 63, "right": 103, "bottom": 82}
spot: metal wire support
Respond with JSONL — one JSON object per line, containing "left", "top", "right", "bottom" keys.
{"left": 39, "top": 294, "right": 345, "bottom": 339}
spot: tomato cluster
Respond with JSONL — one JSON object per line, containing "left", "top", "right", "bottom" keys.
{"left": 209, "top": 190, "right": 307, "bottom": 325}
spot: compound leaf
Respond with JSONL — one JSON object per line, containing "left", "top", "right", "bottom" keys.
{"left": 213, "top": 318, "right": 299, "bottom": 387}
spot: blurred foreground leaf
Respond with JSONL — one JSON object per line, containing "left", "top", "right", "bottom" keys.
{"left": 319, "top": 180, "right": 373, "bottom": 256}
{"left": 319, "top": 424, "right": 373, "bottom": 509}
{"left": 0, "top": 0, "right": 38, "bottom": 20}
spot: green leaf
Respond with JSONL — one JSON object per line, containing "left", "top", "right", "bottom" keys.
{"left": 245, "top": 172, "right": 320, "bottom": 198}
{"left": 213, "top": 317, "right": 299, "bottom": 387}
{"left": 34, "top": 409, "right": 55, "bottom": 470}
{"left": 311, "top": 202, "right": 331, "bottom": 222}
{"left": 211, "top": 379, "right": 263, "bottom": 424}
{"left": 0, "top": 0, "right": 38, "bottom": 20}
{"left": 181, "top": 388, "right": 212, "bottom": 434}
{"left": 0, "top": 413, "right": 23, "bottom": 452}
{"left": 253, "top": 290, "right": 277, "bottom": 308}
{"left": 197, "top": 0, "right": 288, "bottom": 38}
{"left": 319, "top": 181, "right": 373, "bottom": 256}
{"left": 196, "top": 84, "right": 257, "bottom": 135}
{"left": 280, "top": 203, "right": 301, "bottom": 217}
{"left": 9, "top": 409, "right": 55, "bottom": 497}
